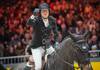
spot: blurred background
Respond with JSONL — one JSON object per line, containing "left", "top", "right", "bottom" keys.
{"left": 0, "top": 0, "right": 100, "bottom": 70}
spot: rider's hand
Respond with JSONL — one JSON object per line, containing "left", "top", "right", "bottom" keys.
{"left": 30, "top": 15, "right": 35, "bottom": 19}
{"left": 30, "top": 15, "right": 38, "bottom": 23}
{"left": 46, "top": 45, "right": 55, "bottom": 55}
{"left": 54, "top": 42, "right": 59, "bottom": 48}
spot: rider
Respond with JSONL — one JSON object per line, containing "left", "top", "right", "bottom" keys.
{"left": 25, "top": 3, "right": 59, "bottom": 70}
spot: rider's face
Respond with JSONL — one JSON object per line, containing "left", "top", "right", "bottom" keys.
{"left": 41, "top": 9, "right": 49, "bottom": 19}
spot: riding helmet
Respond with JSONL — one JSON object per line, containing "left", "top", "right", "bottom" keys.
{"left": 39, "top": 3, "right": 50, "bottom": 10}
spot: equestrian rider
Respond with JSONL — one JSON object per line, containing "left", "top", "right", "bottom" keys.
{"left": 26, "top": 3, "right": 59, "bottom": 70}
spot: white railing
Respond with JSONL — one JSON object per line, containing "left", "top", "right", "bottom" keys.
{"left": 0, "top": 55, "right": 30, "bottom": 64}
{"left": 0, "top": 55, "right": 31, "bottom": 70}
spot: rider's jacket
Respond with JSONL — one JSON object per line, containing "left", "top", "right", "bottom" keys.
{"left": 27, "top": 16, "right": 58, "bottom": 49}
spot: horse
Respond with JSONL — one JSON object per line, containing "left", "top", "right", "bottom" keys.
{"left": 25, "top": 32, "right": 92, "bottom": 70}
{"left": 43, "top": 31, "right": 92, "bottom": 70}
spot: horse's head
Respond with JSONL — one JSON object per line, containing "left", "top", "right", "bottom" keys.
{"left": 68, "top": 31, "right": 90, "bottom": 52}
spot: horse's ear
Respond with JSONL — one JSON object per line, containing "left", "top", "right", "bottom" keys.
{"left": 67, "top": 31, "right": 77, "bottom": 41}
{"left": 83, "top": 30, "right": 91, "bottom": 40}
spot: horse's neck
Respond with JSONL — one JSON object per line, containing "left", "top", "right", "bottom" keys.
{"left": 58, "top": 37, "right": 75, "bottom": 56}
{"left": 60, "top": 37, "right": 83, "bottom": 62}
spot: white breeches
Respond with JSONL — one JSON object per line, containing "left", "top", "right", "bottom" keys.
{"left": 31, "top": 47, "right": 45, "bottom": 70}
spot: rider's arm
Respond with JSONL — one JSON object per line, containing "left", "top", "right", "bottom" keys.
{"left": 27, "top": 15, "right": 38, "bottom": 26}
{"left": 50, "top": 16, "right": 59, "bottom": 42}
{"left": 50, "top": 16, "right": 59, "bottom": 48}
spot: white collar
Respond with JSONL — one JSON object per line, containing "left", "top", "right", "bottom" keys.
{"left": 42, "top": 18, "right": 49, "bottom": 27}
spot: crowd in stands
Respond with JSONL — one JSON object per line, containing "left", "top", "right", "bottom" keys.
{"left": 0, "top": 0, "right": 100, "bottom": 57}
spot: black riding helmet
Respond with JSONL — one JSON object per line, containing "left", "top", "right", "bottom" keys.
{"left": 39, "top": 3, "right": 50, "bottom": 11}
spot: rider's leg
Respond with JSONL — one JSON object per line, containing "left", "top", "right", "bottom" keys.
{"left": 44, "top": 45, "right": 56, "bottom": 63}
{"left": 45, "top": 54, "right": 48, "bottom": 63}
{"left": 31, "top": 47, "right": 44, "bottom": 70}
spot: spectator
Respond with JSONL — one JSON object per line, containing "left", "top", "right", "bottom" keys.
{"left": 7, "top": 46, "right": 16, "bottom": 56}
{"left": 0, "top": 43, "right": 4, "bottom": 57}
{"left": 88, "top": 35, "right": 99, "bottom": 57}
{"left": 15, "top": 42, "right": 25, "bottom": 55}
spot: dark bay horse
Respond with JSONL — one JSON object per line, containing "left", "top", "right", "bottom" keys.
{"left": 43, "top": 36, "right": 90, "bottom": 70}
{"left": 25, "top": 32, "right": 92, "bottom": 70}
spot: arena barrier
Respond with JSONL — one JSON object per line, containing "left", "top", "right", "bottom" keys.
{"left": 0, "top": 55, "right": 30, "bottom": 70}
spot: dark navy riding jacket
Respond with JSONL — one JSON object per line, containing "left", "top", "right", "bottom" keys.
{"left": 27, "top": 16, "right": 58, "bottom": 49}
